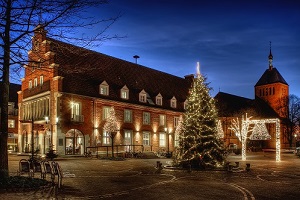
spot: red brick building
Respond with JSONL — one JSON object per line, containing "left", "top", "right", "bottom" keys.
{"left": 17, "top": 26, "right": 191, "bottom": 155}
{"left": 215, "top": 48, "right": 290, "bottom": 149}
{"left": 17, "top": 26, "right": 291, "bottom": 156}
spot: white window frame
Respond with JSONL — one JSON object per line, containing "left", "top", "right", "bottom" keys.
{"left": 174, "top": 116, "right": 179, "bottom": 127}
{"left": 103, "top": 106, "right": 111, "bottom": 120}
{"left": 143, "top": 131, "right": 150, "bottom": 146}
{"left": 29, "top": 80, "right": 32, "bottom": 89}
{"left": 143, "top": 112, "right": 150, "bottom": 125}
{"left": 99, "top": 81, "right": 109, "bottom": 96}
{"left": 156, "top": 93, "right": 162, "bottom": 106}
{"left": 103, "top": 130, "right": 111, "bottom": 145}
{"left": 159, "top": 115, "right": 166, "bottom": 126}
{"left": 124, "top": 109, "right": 132, "bottom": 123}
{"left": 170, "top": 96, "right": 177, "bottom": 108}
{"left": 33, "top": 78, "right": 38, "bottom": 87}
{"left": 159, "top": 132, "right": 166, "bottom": 147}
{"left": 71, "top": 102, "right": 80, "bottom": 117}
{"left": 121, "top": 85, "right": 129, "bottom": 99}
{"left": 139, "top": 90, "right": 147, "bottom": 103}
{"left": 40, "top": 75, "right": 44, "bottom": 85}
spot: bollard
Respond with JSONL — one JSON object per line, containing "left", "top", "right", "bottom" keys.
{"left": 246, "top": 163, "right": 250, "bottom": 172}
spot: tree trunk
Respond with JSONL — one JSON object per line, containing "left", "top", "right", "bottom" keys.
{"left": 0, "top": 0, "right": 11, "bottom": 178}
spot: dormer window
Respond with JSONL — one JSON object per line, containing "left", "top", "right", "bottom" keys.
{"left": 99, "top": 81, "right": 109, "bottom": 96}
{"left": 139, "top": 90, "right": 147, "bottom": 103}
{"left": 156, "top": 93, "right": 162, "bottom": 106}
{"left": 170, "top": 96, "right": 177, "bottom": 108}
{"left": 121, "top": 85, "right": 129, "bottom": 99}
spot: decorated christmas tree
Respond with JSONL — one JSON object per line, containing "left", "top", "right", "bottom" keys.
{"left": 175, "top": 62, "right": 226, "bottom": 169}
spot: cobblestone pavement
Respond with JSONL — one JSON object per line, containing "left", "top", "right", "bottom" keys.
{"left": 1, "top": 152, "right": 300, "bottom": 199}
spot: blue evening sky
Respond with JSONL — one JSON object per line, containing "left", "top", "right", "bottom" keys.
{"left": 90, "top": 0, "right": 300, "bottom": 99}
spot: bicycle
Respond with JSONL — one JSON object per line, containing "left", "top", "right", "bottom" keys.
{"left": 84, "top": 151, "right": 92, "bottom": 158}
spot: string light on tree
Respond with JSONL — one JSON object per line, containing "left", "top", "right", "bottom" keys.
{"left": 217, "top": 120, "right": 224, "bottom": 139}
{"left": 229, "top": 114, "right": 281, "bottom": 161}
{"left": 174, "top": 62, "right": 226, "bottom": 169}
{"left": 103, "top": 106, "right": 119, "bottom": 157}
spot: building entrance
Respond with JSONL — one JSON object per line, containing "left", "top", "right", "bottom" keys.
{"left": 65, "top": 129, "right": 84, "bottom": 155}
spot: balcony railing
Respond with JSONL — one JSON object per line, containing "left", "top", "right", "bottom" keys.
{"left": 71, "top": 114, "right": 84, "bottom": 123}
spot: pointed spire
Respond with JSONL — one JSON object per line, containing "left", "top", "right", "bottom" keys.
{"left": 268, "top": 41, "right": 273, "bottom": 70}
{"left": 196, "top": 62, "right": 201, "bottom": 77}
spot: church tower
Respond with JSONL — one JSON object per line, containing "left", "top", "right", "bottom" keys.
{"left": 254, "top": 45, "right": 289, "bottom": 118}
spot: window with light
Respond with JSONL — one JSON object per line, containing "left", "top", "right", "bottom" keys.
{"left": 103, "top": 106, "right": 111, "bottom": 120}
{"left": 159, "top": 132, "right": 166, "bottom": 147}
{"left": 143, "top": 112, "right": 150, "bottom": 125}
{"left": 124, "top": 109, "right": 132, "bottom": 123}
{"left": 159, "top": 115, "right": 166, "bottom": 126}
{"left": 143, "top": 132, "right": 150, "bottom": 146}
{"left": 103, "top": 131, "right": 111, "bottom": 145}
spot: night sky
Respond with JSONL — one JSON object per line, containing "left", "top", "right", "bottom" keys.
{"left": 90, "top": 0, "right": 300, "bottom": 99}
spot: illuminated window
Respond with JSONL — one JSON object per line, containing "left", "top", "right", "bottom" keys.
{"left": 143, "top": 112, "right": 150, "bottom": 125}
{"left": 159, "top": 115, "right": 166, "bottom": 126}
{"left": 99, "top": 81, "right": 109, "bottom": 96}
{"left": 34, "top": 78, "right": 38, "bottom": 87}
{"left": 124, "top": 130, "right": 132, "bottom": 145}
{"left": 8, "top": 119, "right": 15, "bottom": 128}
{"left": 40, "top": 75, "right": 44, "bottom": 85}
{"left": 156, "top": 93, "right": 162, "bottom": 106}
{"left": 103, "top": 106, "right": 111, "bottom": 120}
{"left": 139, "top": 90, "right": 147, "bottom": 103}
{"left": 170, "top": 96, "right": 177, "bottom": 108}
{"left": 159, "top": 132, "right": 166, "bottom": 147}
{"left": 143, "top": 132, "right": 150, "bottom": 146}
{"left": 103, "top": 131, "right": 111, "bottom": 145}
{"left": 124, "top": 109, "right": 132, "bottom": 123}
{"left": 121, "top": 85, "right": 129, "bottom": 99}
{"left": 71, "top": 102, "right": 82, "bottom": 121}
{"left": 174, "top": 117, "right": 179, "bottom": 127}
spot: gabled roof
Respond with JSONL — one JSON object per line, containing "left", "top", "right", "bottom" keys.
{"left": 255, "top": 68, "right": 288, "bottom": 86}
{"left": 49, "top": 38, "right": 190, "bottom": 111}
{"left": 214, "top": 92, "right": 279, "bottom": 118}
